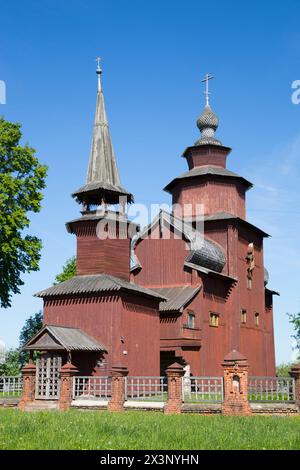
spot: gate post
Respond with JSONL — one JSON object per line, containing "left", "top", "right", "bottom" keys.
{"left": 222, "top": 350, "right": 252, "bottom": 416}
{"left": 18, "top": 361, "right": 36, "bottom": 410}
{"left": 107, "top": 365, "right": 128, "bottom": 412}
{"left": 164, "top": 362, "right": 184, "bottom": 415}
{"left": 289, "top": 363, "right": 300, "bottom": 409}
{"left": 58, "top": 363, "right": 78, "bottom": 411}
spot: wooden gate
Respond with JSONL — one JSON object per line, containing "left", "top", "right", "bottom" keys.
{"left": 35, "top": 354, "right": 62, "bottom": 400}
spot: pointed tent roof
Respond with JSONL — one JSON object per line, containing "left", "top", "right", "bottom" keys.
{"left": 72, "top": 64, "right": 133, "bottom": 205}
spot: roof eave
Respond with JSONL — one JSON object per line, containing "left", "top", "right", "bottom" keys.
{"left": 163, "top": 173, "right": 253, "bottom": 194}
{"left": 182, "top": 143, "right": 232, "bottom": 158}
{"left": 184, "top": 261, "right": 237, "bottom": 283}
{"left": 34, "top": 281, "right": 167, "bottom": 302}
{"left": 265, "top": 288, "right": 280, "bottom": 296}
{"left": 72, "top": 186, "right": 134, "bottom": 206}
{"left": 204, "top": 215, "right": 270, "bottom": 238}
{"left": 22, "top": 324, "right": 107, "bottom": 352}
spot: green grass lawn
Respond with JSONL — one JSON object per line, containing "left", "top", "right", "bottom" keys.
{"left": 0, "top": 392, "right": 21, "bottom": 398}
{"left": 0, "top": 409, "right": 299, "bottom": 450}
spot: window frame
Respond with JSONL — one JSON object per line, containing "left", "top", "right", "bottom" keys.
{"left": 241, "top": 309, "right": 247, "bottom": 324}
{"left": 187, "top": 311, "right": 195, "bottom": 329}
{"left": 210, "top": 312, "right": 219, "bottom": 328}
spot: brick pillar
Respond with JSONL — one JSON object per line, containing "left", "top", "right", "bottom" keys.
{"left": 58, "top": 363, "right": 78, "bottom": 411}
{"left": 222, "top": 350, "right": 252, "bottom": 416}
{"left": 107, "top": 365, "right": 128, "bottom": 412}
{"left": 289, "top": 363, "right": 300, "bottom": 409}
{"left": 164, "top": 362, "right": 184, "bottom": 415}
{"left": 18, "top": 362, "right": 36, "bottom": 410}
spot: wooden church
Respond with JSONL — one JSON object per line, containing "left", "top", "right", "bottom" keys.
{"left": 24, "top": 65, "right": 278, "bottom": 394}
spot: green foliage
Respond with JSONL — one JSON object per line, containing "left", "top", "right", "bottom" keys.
{"left": 0, "top": 410, "right": 299, "bottom": 450}
{"left": 19, "top": 311, "right": 43, "bottom": 347}
{"left": 276, "top": 363, "right": 294, "bottom": 377}
{"left": 288, "top": 312, "right": 300, "bottom": 360}
{"left": 54, "top": 256, "right": 76, "bottom": 284}
{"left": 0, "top": 117, "right": 47, "bottom": 308}
{"left": 0, "top": 349, "right": 20, "bottom": 376}
{"left": 19, "top": 311, "right": 43, "bottom": 366}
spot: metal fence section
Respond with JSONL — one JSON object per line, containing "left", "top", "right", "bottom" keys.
{"left": 73, "top": 376, "right": 112, "bottom": 400}
{"left": 125, "top": 376, "right": 168, "bottom": 402}
{"left": 0, "top": 376, "right": 23, "bottom": 397}
{"left": 248, "top": 376, "right": 295, "bottom": 402}
{"left": 183, "top": 376, "right": 224, "bottom": 403}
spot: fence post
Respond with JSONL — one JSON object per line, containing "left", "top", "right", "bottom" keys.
{"left": 58, "top": 362, "right": 78, "bottom": 411}
{"left": 107, "top": 365, "right": 128, "bottom": 412}
{"left": 289, "top": 363, "right": 300, "bottom": 409}
{"left": 18, "top": 362, "right": 36, "bottom": 410}
{"left": 164, "top": 362, "right": 185, "bottom": 415}
{"left": 222, "top": 350, "right": 252, "bottom": 416}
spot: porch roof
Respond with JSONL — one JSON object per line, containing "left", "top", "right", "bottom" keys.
{"left": 22, "top": 325, "right": 106, "bottom": 352}
{"left": 150, "top": 285, "right": 201, "bottom": 312}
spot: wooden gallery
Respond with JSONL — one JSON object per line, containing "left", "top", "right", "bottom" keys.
{"left": 22, "top": 65, "right": 278, "bottom": 401}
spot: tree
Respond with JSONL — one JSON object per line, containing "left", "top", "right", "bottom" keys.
{"left": 0, "top": 118, "right": 47, "bottom": 308}
{"left": 288, "top": 312, "right": 300, "bottom": 360}
{"left": 0, "top": 349, "right": 20, "bottom": 375}
{"left": 19, "top": 311, "right": 43, "bottom": 366}
{"left": 276, "top": 363, "right": 294, "bottom": 377}
{"left": 54, "top": 256, "right": 76, "bottom": 284}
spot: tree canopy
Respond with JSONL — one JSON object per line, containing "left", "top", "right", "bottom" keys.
{"left": 0, "top": 349, "right": 20, "bottom": 375}
{"left": 288, "top": 312, "right": 300, "bottom": 360}
{"left": 0, "top": 118, "right": 47, "bottom": 307}
{"left": 54, "top": 256, "right": 76, "bottom": 284}
{"left": 19, "top": 311, "right": 43, "bottom": 366}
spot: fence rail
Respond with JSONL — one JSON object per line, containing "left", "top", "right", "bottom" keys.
{"left": 125, "top": 376, "right": 167, "bottom": 401}
{"left": 183, "top": 376, "right": 224, "bottom": 403}
{"left": 0, "top": 376, "right": 22, "bottom": 397}
{"left": 3, "top": 372, "right": 293, "bottom": 406}
{"left": 73, "top": 376, "right": 112, "bottom": 400}
{"left": 248, "top": 376, "right": 295, "bottom": 402}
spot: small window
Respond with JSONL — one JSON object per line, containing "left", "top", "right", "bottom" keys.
{"left": 241, "top": 309, "right": 247, "bottom": 324}
{"left": 187, "top": 312, "right": 195, "bottom": 329}
{"left": 210, "top": 312, "right": 219, "bottom": 327}
{"left": 247, "top": 274, "right": 252, "bottom": 289}
{"left": 255, "top": 312, "right": 259, "bottom": 326}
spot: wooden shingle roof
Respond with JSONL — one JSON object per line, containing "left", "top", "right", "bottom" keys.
{"left": 22, "top": 325, "right": 106, "bottom": 352}
{"left": 35, "top": 274, "right": 166, "bottom": 301}
{"left": 164, "top": 166, "right": 252, "bottom": 193}
{"left": 151, "top": 285, "right": 201, "bottom": 312}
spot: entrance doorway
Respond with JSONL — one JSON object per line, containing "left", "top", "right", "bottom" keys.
{"left": 35, "top": 354, "right": 62, "bottom": 400}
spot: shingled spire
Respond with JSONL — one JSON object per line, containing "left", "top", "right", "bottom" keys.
{"left": 72, "top": 59, "right": 133, "bottom": 207}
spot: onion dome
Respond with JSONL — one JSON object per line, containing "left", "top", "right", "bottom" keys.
{"left": 195, "top": 104, "right": 222, "bottom": 146}
{"left": 186, "top": 238, "right": 226, "bottom": 273}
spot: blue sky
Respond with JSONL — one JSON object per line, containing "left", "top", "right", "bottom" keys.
{"left": 0, "top": 0, "right": 299, "bottom": 364}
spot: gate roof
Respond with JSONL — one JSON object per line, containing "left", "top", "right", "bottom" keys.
{"left": 22, "top": 325, "right": 106, "bottom": 352}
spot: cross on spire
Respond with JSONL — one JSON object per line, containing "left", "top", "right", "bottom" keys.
{"left": 95, "top": 57, "right": 102, "bottom": 92}
{"left": 201, "top": 73, "right": 214, "bottom": 107}
{"left": 95, "top": 57, "right": 102, "bottom": 73}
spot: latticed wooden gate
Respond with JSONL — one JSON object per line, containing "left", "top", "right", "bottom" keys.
{"left": 35, "top": 354, "right": 62, "bottom": 399}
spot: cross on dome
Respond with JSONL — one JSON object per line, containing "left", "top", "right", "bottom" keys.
{"left": 195, "top": 73, "right": 222, "bottom": 146}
